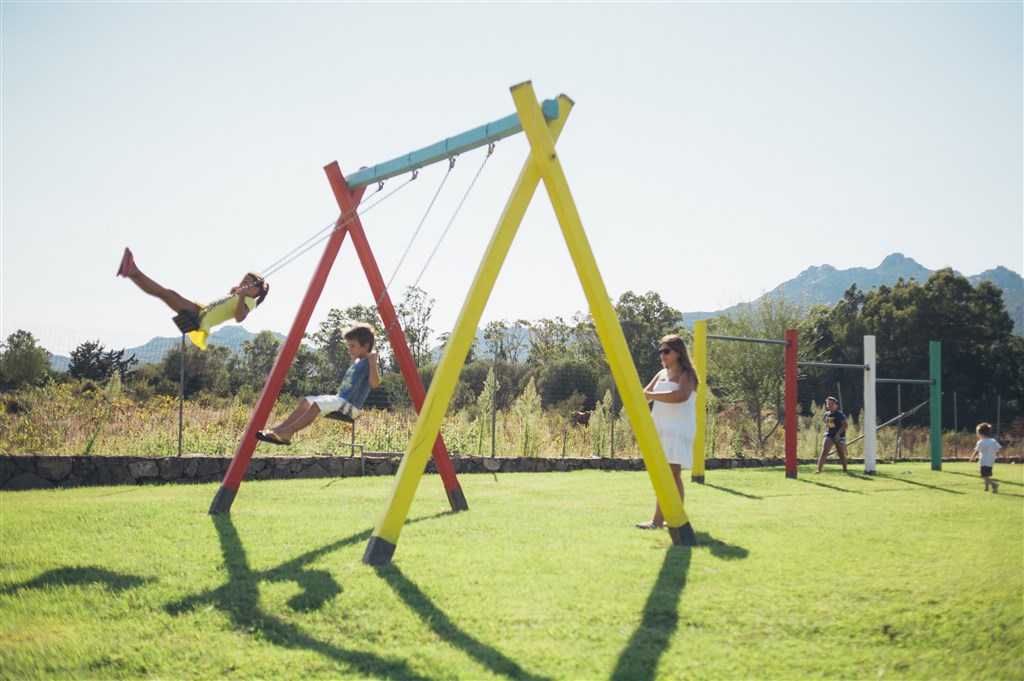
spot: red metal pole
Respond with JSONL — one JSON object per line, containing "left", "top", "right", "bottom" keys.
{"left": 324, "top": 162, "right": 468, "bottom": 512}
{"left": 209, "top": 185, "right": 367, "bottom": 514}
{"left": 784, "top": 328, "right": 798, "bottom": 479}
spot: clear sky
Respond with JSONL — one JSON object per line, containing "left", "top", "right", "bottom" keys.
{"left": 2, "top": 2, "right": 1021, "bottom": 357}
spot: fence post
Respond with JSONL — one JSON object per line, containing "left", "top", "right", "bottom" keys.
{"left": 178, "top": 334, "right": 185, "bottom": 458}
{"left": 929, "top": 340, "right": 942, "bottom": 471}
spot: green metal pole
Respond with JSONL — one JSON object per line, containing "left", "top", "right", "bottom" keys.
{"left": 930, "top": 341, "right": 942, "bottom": 470}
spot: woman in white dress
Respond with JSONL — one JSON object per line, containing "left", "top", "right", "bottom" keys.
{"left": 636, "top": 334, "right": 699, "bottom": 530}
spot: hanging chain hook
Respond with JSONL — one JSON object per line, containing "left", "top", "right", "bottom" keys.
{"left": 448, "top": 156, "right": 457, "bottom": 170}
{"left": 487, "top": 142, "right": 495, "bottom": 157}
{"left": 411, "top": 169, "right": 419, "bottom": 180}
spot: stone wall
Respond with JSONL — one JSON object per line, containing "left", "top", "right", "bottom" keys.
{"left": 0, "top": 453, "right": 789, "bottom": 491}
{"left": 3, "top": 454, "right": 1014, "bottom": 491}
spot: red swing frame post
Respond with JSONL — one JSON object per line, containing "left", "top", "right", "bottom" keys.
{"left": 323, "top": 162, "right": 467, "bottom": 511}
{"left": 209, "top": 167, "right": 467, "bottom": 514}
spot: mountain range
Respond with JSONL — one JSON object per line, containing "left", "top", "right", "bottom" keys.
{"left": 681, "top": 253, "right": 1023, "bottom": 334}
{"left": 48, "top": 253, "right": 1023, "bottom": 370}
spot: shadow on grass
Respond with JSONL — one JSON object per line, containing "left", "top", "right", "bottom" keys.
{"left": 2, "top": 566, "right": 156, "bottom": 595}
{"left": 873, "top": 472, "right": 964, "bottom": 494}
{"left": 796, "top": 477, "right": 863, "bottom": 494}
{"left": 165, "top": 514, "right": 444, "bottom": 680}
{"left": 611, "top": 532, "right": 748, "bottom": 681}
{"left": 704, "top": 483, "right": 762, "bottom": 500}
{"left": 375, "top": 565, "right": 552, "bottom": 681}
{"left": 943, "top": 469, "right": 1023, "bottom": 488}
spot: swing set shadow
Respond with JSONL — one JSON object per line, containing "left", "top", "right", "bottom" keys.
{"left": 165, "top": 513, "right": 545, "bottom": 679}
{"left": 611, "top": 533, "right": 749, "bottom": 681}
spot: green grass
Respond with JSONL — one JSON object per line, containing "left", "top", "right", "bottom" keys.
{"left": 1, "top": 462, "right": 1021, "bottom": 680}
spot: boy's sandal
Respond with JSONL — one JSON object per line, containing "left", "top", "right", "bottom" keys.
{"left": 256, "top": 431, "right": 291, "bottom": 446}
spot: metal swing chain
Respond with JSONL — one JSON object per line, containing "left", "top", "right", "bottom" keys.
{"left": 380, "top": 143, "right": 495, "bottom": 341}
{"left": 377, "top": 159, "right": 456, "bottom": 305}
{"left": 197, "top": 177, "right": 414, "bottom": 314}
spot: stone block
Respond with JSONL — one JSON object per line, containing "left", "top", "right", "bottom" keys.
{"left": 4, "top": 472, "right": 53, "bottom": 491}
{"left": 128, "top": 460, "right": 160, "bottom": 479}
{"left": 37, "top": 454, "right": 73, "bottom": 481}
{"left": 342, "top": 458, "right": 362, "bottom": 477}
{"left": 158, "top": 457, "right": 184, "bottom": 480}
{"left": 294, "top": 462, "right": 328, "bottom": 479}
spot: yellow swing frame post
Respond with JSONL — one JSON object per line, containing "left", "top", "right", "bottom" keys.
{"left": 362, "top": 81, "right": 697, "bottom": 565}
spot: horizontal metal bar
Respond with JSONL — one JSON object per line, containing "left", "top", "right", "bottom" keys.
{"left": 345, "top": 98, "right": 562, "bottom": 191}
{"left": 797, "top": 362, "right": 870, "bottom": 370}
{"left": 877, "top": 378, "right": 935, "bottom": 385}
{"left": 846, "top": 400, "right": 930, "bottom": 445}
{"left": 707, "top": 334, "right": 789, "bottom": 346}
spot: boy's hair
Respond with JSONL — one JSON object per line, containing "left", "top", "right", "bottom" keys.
{"left": 344, "top": 323, "right": 375, "bottom": 351}
{"left": 976, "top": 422, "right": 992, "bottom": 436}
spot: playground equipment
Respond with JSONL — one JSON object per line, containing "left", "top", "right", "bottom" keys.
{"left": 691, "top": 321, "right": 797, "bottom": 481}
{"left": 359, "top": 81, "right": 698, "bottom": 565}
{"left": 206, "top": 120, "right": 515, "bottom": 517}
{"left": 693, "top": 323, "right": 942, "bottom": 477}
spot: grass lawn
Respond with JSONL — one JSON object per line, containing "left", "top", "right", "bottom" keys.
{"left": 1, "top": 462, "right": 1021, "bottom": 680}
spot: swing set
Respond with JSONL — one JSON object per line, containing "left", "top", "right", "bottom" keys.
{"left": 206, "top": 81, "right": 699, "bottom": 567}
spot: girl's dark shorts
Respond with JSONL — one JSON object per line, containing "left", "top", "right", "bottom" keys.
{"left": 980, "top": 466, "right": 993, "bottom": 478}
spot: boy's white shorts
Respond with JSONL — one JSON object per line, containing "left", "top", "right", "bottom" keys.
{"left": 309, "top": 395, "right": 360, "bottom": 419}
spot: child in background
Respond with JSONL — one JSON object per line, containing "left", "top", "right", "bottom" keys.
{"left": 968, "top": 422, "right": 1001, "bottom": 493}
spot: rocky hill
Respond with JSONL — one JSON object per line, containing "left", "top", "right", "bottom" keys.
{"left": 683, "top": 253, "right": 1023, "bottom": 334}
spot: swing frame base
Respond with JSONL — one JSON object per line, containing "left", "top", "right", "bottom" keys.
{"left": 362, "top": 536, "right": 397, "bottom": 565}
{"left": 669, "top": 522, "right": 699, "bottom": 546}
{"left": 208, "top": 486, "right": 237, "bottom": 515}
{"left": 447, "top": 486, "right": 469, "bottom": 512}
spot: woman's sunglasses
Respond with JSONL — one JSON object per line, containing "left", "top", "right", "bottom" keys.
{"left": 659, "top": 348, "right": 673, "bottom": 355}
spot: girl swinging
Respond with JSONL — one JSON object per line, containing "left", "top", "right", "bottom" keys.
{"left": 117, "top": 247, "right": 269, "bottom": 349}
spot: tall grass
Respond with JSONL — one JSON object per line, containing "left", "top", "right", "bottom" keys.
{"left": 1, "top": 383, "right": 1019, "bottom": 460}
{"left": 1, "top": 463, "right": 1021, "bottom": 679}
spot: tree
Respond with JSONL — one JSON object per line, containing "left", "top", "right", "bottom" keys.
{"left": 0, "top": 330, "right": 51, "bottom": 388}
{"left": 524, "top": 317, "right": 574, "bottom": 366}
{"left": 68, "top": 340, "right": 137, "bottom": 382}
{"left": 854, "top": 270, "right": 1022, "bottom": 425}
{"left": 538, "top": 358, "right": 599, "bottom": 410}
{"left": 397, "top": 286, "right": 435, "bottom": 368}
{"left": 229, "top": 331, "right": 281, "bottom": 395}
{"left": 614, "top": 291, "right": 686, "bottom": 383}
{"left": 157, "top": 343, "right": 231, "bottom": 397}
{"left": 708, "top": 297, "right": 805, "bottom": 454}
{"left": 482, "top": 319, "right": 528, "bottom": 364}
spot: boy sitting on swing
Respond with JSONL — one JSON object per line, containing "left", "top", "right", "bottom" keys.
{"left": 256, "top": 323, "right": 380, "bottom": 446}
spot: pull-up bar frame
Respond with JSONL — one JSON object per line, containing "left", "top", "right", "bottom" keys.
{"left": 345, "top": 99, "right": 561, "bottom": 191}
{"left": 706, "top": 334, "right": 789, "bottom": 346}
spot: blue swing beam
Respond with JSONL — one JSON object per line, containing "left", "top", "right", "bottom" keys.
{"left": 345, "top": 99, "right": 562, "bottom": 191}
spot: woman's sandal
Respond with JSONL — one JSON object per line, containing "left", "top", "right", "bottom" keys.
{"left": 635, "top": 521, "right": 664, "bottom": 530}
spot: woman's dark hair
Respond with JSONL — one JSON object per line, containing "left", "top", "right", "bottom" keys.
{"left": 247, "top": 272, "right": 269, "bottom": 306}
{"left": 659, "top": 334, "right": 699, "bottom": 388}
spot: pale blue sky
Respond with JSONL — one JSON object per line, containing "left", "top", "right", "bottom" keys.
{"left": 2, "top": 2, "right": 1021, "bottom": 357}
